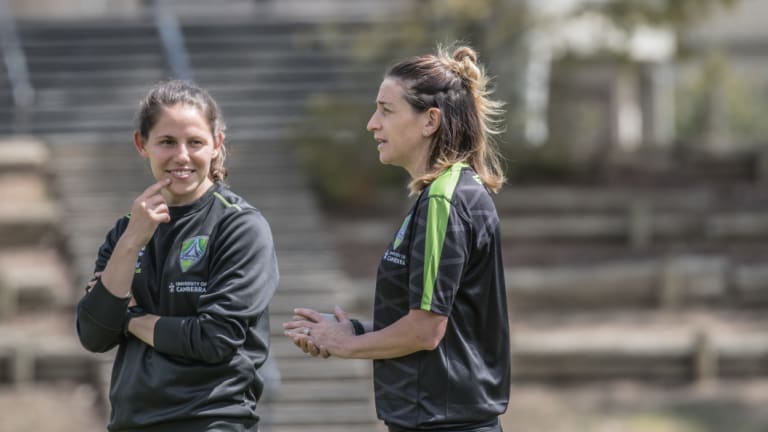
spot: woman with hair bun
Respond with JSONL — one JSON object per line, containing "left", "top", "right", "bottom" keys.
{"left": 285, "top": 44, "right": 511, "bottom": 431}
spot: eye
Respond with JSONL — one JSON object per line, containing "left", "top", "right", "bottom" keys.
{"left": 160, "top": 139, "right": 175, "bottom": 146}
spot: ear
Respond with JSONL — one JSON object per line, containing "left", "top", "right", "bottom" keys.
{"left": 212, "top": 131, "right": 225, "bottom": 158}
{"left": 133, "top": 131, "right": 149, "bottom": 158}
{"left": 422, "top": 107, "right": 441, "bottom": 138}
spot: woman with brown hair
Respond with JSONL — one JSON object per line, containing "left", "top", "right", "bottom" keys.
{"left": 285, "top": 44, "right": 510, "bottom": 432}
{"left": 76, "top": 80, "right": 278, "bottom": 431}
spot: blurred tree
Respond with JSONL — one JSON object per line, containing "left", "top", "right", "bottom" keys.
{"left": 576, "top": 0, "right": 738, "bottom": 37}
{"left": 541, "top": 0, "right": 741, "bottom": 180}
{"left": 676, "top": 51, "right": 768, "bottom": 156}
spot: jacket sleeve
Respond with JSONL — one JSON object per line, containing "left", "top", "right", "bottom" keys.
{"left": 76, "top": 217, "right": 131, "bottom": 353}
{"left": 153, "top": 210, "right": 279, "bottom": 364}
{"left": 408, "top": 194, "right": 471, "bottom": 316}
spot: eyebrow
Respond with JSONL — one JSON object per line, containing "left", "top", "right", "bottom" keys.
{"left": 156, "top": 134, "right": 206, "bottom": 140}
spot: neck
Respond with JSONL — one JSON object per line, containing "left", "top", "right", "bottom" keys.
{"left": 405, "top": 145, "right": 430, "bottom": 180}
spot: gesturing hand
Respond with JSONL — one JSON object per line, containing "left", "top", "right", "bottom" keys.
{"left": 283, "top": 308, "right": 330, "bottom": 358}
{"left": 283, "top": 306, "right": 356, "bottom": 359}
{"left": 124, "top": 178, "right": 172, "bottom": 247}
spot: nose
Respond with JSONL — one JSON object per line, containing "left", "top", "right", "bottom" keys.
{"left": 366, "top": 112, "right": 380, "bottom": 132}
{"left": 173, "top": 143, "right": 191, "bottom": 163}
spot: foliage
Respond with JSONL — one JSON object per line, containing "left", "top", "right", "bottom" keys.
{"left": 293, "top": 94, "right": 406, "bottom": 209}
{"left": 543, "top": 0, "right": 743, "bottom": 172}
{"left": 676, "top": 53, "right": 768, "bottom": 151}
{"left": 575, "top": 0, "right": 739, "bottom": 35}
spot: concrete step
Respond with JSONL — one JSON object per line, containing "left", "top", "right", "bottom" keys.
{"left": 0, "top": 136, "right": 51, "bottom": 173}
{"left": 495, "top": 186, "right": 718, "bottom": 213}
{"left": 0, "top": 383, "right": 105, "bottom": 430}
{"left": 22, "top": 39, "right": 162, "bottom": 56}
{"left": 17, "top": 21, "right": 155, "bottom": 39}
{"left": 498, "top": 212, "right": 768, "bottom": 243}
{"left": 0, "top": 173, "right": 51, "bottom": 202}
{"left": 13, "top": 99, "right": 310, "bottom": 117}
{"left": 259, "top": 401, "right": 377, "bottom": 430}
{"left": 6, "top": 114, "right": 300, "bottom": 135}
{"left": 0, "top": 200, "right": 61, "bottom": 247}
{"left": 0, "top": 248, "right": 73, "bottom": 317}
{"left": 510, "top": 309, "right": 768, "bottom": 382}
{"left": 26, "top": 54, "right": 165, "bottom": 71}
{"left": 274, "top": 357, "right": 370, "bottom": 381}
{"left": 507, "top": 256, "right": 768, "bottom": 309}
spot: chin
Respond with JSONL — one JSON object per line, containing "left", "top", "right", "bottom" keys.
{"left": 378, "top": 152, "right": 392, "bottom": 165}
{"left": 169, "top": 184, "right": 195, "bottom": 197}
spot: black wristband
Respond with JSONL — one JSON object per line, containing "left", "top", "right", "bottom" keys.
{"left": 123, "top": 305, "right": 147, "bottom": 337}
{"left": 350, "top": 318, "right": 365, "bottom": 336}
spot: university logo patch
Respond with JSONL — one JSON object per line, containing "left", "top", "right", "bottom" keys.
{"left": 393, "top": 215, "right": 411, "bottom": 250}
{"left": 180, "top": 235, "right": 209, "bottom": 272}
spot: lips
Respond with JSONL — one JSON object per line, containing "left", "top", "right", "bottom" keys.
{"left": 167, "top": 169, "right": 195, "bottom": 180}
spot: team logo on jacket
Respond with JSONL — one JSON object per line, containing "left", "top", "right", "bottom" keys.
{"left": 393, "top": 215, "right": 411, "bottom": 250}
{"left": 180, "top": 235, "right": 209, "bottom": 272}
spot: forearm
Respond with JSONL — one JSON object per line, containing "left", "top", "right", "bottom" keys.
{"left": 128, "top": 314, "right": 160, "bottom": 347}
{"left": 340, "top": 312, "right": 446, "bottom": 360}
{"left": 76, "top": 280, "right": 131, "bottom": 352}
{"left": 126, "top": 314, "right": 232, "bottom": 363}
{"left": 342, "top": 325, "right": 424, "bottom": 360}
{"left": 100, "top": 234, "right": 144, "bottom": 298}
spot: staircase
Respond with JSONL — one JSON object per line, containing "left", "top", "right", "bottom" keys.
{"left": 0, "top": 135, "right": 105, "bottom": 430}
{"left": 4, "top": 16, "right": 383, "bottom": 432}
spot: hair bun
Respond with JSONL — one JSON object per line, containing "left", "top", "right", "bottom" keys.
{"left": 453, "top": 46, "right": 478, "bottom": 64}
{"left": 452, "top": 46, "right": 480, "bottom": 83}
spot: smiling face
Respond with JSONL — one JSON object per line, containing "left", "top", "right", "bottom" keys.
{"left": 133, "top": 103, "right": 222, "bottom": 206}
{"left": 366, "top": 77, "right": 436, "bottom": 178}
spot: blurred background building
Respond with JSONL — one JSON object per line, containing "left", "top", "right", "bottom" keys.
{"left": 1, "top": 0, "right": 767, "bottom": 431}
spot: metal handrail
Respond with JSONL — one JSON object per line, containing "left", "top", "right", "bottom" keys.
{"left": 152, "top": 0, "right": 193, "bottom": 81}
{"left": 0, "top": 0, "right": 34, "bottom": 132}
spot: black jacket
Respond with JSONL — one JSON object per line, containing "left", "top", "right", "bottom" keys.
{"left": 76, "top": 184, "right": 279, "bottom": 431}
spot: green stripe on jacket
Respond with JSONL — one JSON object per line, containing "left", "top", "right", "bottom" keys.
{"left": 421, "top": 163, "right": 466, "bottom": 310}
